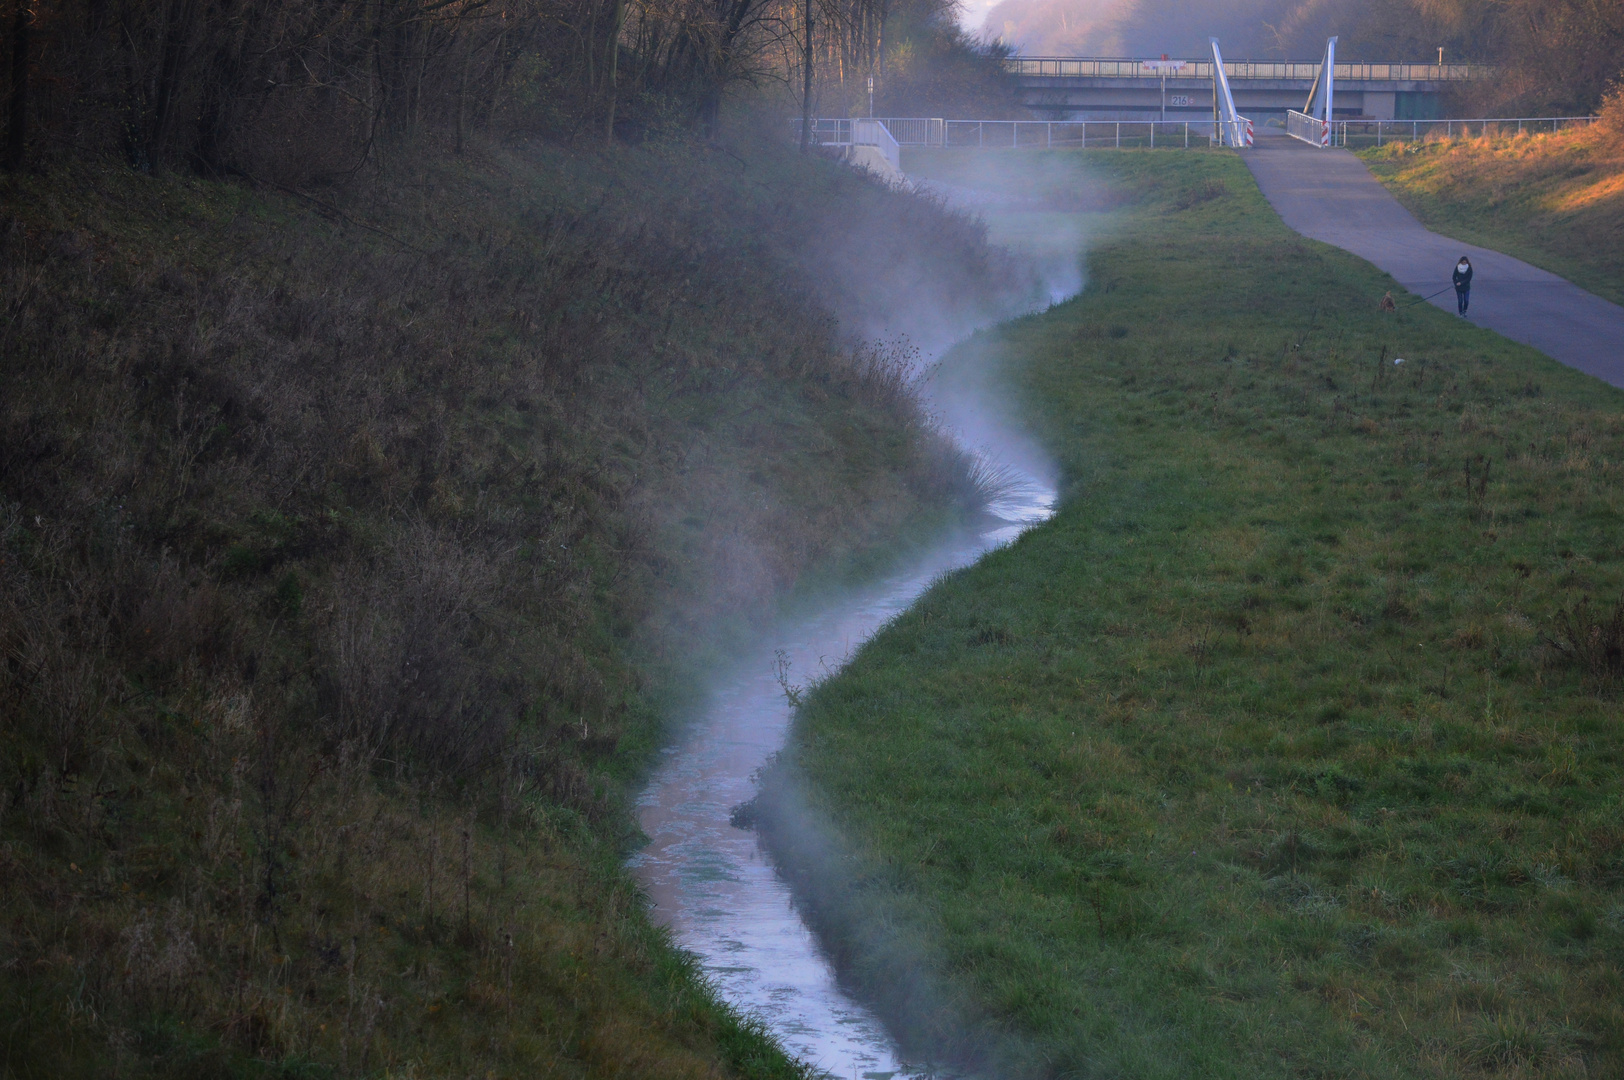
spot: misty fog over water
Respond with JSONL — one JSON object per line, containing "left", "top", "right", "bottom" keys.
{"left": 630, "top": 155, "right": 1102, "bottom": 1076}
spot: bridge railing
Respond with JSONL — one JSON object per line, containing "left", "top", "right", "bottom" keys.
{"left": 1286, "top": 109, "right": 1329, "bottom": 146}
{"left": 791, "top": 117, "right": 904, "bottom": 171}
{"left": 853, "top": 118, "right": 902, "bottom": 172}
{"left": 1003, "top": 57, "right": 1487, "bottom": 81}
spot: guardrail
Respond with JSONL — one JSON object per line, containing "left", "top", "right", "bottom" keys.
{"left": 793, "top": 117, "right": 904, "bottom": 172}
{"left": 797, "top": 117, "right": 1261, "bottom": 150}
{"left": 1003, "top": 57, "right": 1487, "bottom": 82}
{"left": 941, "top": 119, "right": 1229, "bottom": 149}
{"left": 854, "top": 118, "right": 901, "bottom": 172}
{"left": 1326, "top": 115, "right": 1599, "bottom": 147}
{"left": 877, "top": 117, "right": 944, "bottom": 146}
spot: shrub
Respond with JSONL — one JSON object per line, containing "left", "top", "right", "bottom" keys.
{"left": 1548, "top": 594, "right": 1624, "bottom": 687}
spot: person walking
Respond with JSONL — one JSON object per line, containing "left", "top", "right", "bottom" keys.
{"left": 1452, "top": 255, "right": 1474, "bottom": 316}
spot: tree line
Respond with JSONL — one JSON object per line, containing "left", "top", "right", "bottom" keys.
{"left": 0, "top": 0, "right": 1012, "bottom": 178}
{"left": 996, "top": 0, "right": 1624, "bottom": 115}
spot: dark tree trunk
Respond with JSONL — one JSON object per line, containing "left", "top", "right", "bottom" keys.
{"left": 602, "top": 0, "right": 624, "bottom": 145}
{"left": 192, "top": 0, "right": 250, "bottom": 175}
{"left": 798, "top": 0, "right": 812, "bottom": 153}
{"left": 149, "top": 0, "right": 198, "bottom": 168}
{"left": 5, "top": 3, "right": 29, "bottom": 171}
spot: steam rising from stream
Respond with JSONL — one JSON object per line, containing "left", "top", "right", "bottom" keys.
{"left": 632, "top": 152, "right": 1107, "bottom": 1078}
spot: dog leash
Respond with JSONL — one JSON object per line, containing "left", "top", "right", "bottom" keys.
{"left": 1404, "top": 285, "right": 1455, "bottom": 307}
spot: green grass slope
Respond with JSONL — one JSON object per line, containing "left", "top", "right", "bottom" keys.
{"left": 771, "top": 149, "right": 1624, "bottom": 1079}
{"left": 0, "top": 133, "right": 1034, "bottom": 1079}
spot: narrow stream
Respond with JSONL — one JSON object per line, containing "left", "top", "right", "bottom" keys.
{"left": 630, "top": 476, "right": 1053, "bottom": 1078}
{"left": 630, "top": 164, "right": 1093, "bottom": 1079}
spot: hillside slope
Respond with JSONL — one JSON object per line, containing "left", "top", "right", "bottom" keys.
{"left": 0, "top": 133, "right": 1037, "bottom": 1078}
{"left": 764, "top": 148, "right": 1624, "bottom": 1078}
{"left": 1361, "top": 108, "right": 1624, "bottom": 307}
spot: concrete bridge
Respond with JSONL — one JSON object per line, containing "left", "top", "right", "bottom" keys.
{"left": 1006, "top": 57, "right": 1487, "bottom": 123}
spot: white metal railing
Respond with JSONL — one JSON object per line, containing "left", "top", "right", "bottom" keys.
{"left": 797, "top": 117, "right": 1282, "bottom": 151}
{"left": 1282, "top": 113, "right": 1599, "bottom": 148}
{"left": 1003, "top": 57, "right": 1487, "bottom": 82}
{"left": 1287, "top": 108, "right": 1329, "bottom": 146}
{"left": 792, "top": 117, "right": 904, "bottom": 173}
{"left": 875, "top": 117, "right": 945, "bottom": 146}
{"left": 796, "top": 117, "right": 854, "bottom": 143}
{"left": 852, "top": 117, "right": 901, "bottom": 172}
{"left": 798, "top": 113, "right": 1600, "bottom": 154}
{"left": 1329, "top": 115, "right": 1599, "bottom": 147}
{"left": 935, "top": 119, "right": 1237, "bottom": 148}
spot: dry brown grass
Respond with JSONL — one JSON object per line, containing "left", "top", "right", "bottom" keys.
{"left": 0, "top": 131, "right": 1036, "bottom": 1078}
{"left": 1362, "top": 103, "right": 1624, "bottom": 305}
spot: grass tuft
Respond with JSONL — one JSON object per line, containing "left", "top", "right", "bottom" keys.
{"left": 1548, "top": 593, "right": 1624, "bottom": 687}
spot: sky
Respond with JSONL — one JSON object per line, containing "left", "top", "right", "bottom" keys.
{"left": 961, "top": 0, "right": 1450, "bottom": 61}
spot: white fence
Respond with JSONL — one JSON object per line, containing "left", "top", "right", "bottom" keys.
{"left": 876, "top": 117, "right": 945, "bottom": 146}
{"left": 942, "top": 119, "right": 1234, "bottom": 148}
{"left": 795, "top": 117, "right": 902, "bottom": 173}
{"left": 796, "top": 117, "right": 1254, "bottom": 150}
{"left": 800, "top": 112, "right": 1601, "bottom": 155}
{"left": 1285, "top": 112, "right": 1598, "bottom": 148}
{"left": 1329, "top": 115, "right": 1598, "bottom": 148}
{"left": 852, "top": 118, "right": 901, "bottom": 172}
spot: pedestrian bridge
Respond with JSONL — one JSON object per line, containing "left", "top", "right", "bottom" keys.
{"left": 1006, "top": 56, "right": 1487, "bottom": 122}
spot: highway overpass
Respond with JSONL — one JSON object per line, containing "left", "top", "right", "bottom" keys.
{"left": 1006, "top": 57, "right": 1487, "bottom": 122}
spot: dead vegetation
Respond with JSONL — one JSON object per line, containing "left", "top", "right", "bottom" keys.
{"left": 1548, "top": 593, "right": 1624, "bottom": 688}
{"left": 0, "top": 130, "right": 1035, "bottom": 1077}
{"left": 1361, "top": 90, "right": 1624, "bottom": 304}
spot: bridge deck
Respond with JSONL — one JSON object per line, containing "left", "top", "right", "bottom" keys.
{"left": 1010, "top": 56, "right": 1485, "bottom": 121}
{"left": 1004, "top": 58, "right": 1484, "bottom": 82}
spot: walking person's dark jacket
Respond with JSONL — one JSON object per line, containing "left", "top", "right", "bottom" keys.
{"left": 1453, "top": 262, "right": 1473, "bottom": 291}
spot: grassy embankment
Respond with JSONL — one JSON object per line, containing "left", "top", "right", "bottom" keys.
{"left": 1359, "top": 104, "right": 1624, "bottom": 306}
{"left": 0, "top": 132, "right": 1034, "bottom": 1079}
{"left": 766, "top": 148, "right": 1624, "bottom": 1078}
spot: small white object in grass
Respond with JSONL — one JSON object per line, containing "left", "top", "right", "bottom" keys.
{"left": 1394, "top": 357, "right": 1405, "bottom": 365}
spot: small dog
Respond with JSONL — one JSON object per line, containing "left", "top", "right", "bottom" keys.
{"left": 1379, "top": 291, "right": 1397, "bottom": 312}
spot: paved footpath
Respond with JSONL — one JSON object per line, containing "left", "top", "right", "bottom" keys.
{"left": 1244, "top": 135, "right": 1624, "bottom": 389}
